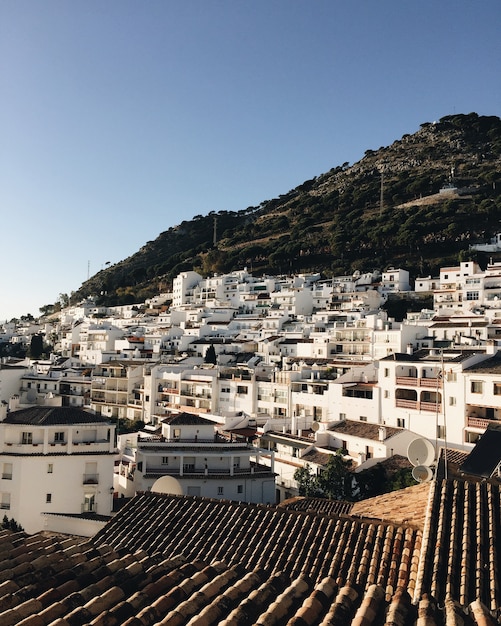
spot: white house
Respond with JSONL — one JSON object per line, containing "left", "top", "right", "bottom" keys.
{"left": 115, "top": 412, "right": 275, "bottom": 504}
{"left": 0, "top": 405, "right": 116, "bottom": 535}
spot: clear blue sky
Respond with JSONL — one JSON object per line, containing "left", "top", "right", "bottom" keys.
{"left": 1, "top": 1, "right": 500, "bottom": 321}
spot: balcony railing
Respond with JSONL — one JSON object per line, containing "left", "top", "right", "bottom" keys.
{"left": 467, "top": 415, "right": 500, "bottom": 430}
{"left": 396, "top": 376, "right": 442, "bottom": 388}
{"left": 83, "top": 473, "right": 99, "bottom": 484}
{"left": 395, "top": 399, "right": 441, "bottom": 413}
{"left": 143, "top": 463, "right": 272, "bottom": 477}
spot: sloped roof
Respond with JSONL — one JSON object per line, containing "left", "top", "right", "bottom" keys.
{"left": 464, "top": 352, "right": 501, "bottom": 373}
{"left": 163, "top": 412, "right": 215, "bottom": 426}
{"left": 279, "top": 496, "right": 354, "bottom": 517}
{"left": 328, "top": 419, "right": 401, "bottom": 441}
{"left": 351, "top": 480, "right": 431, "bottom": 529}
{"left": 0, "top": 477, "right": 499, "bottom": 625}
{"left": 459, "top": 423, "right": 501, "bottom": 477}
{"left": 2, "top": 406, "right": 110, "bottom": 426}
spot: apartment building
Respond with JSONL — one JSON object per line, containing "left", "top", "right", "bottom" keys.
{"left": 90, "top": 360, "right": 144, "bottom": 421}
{"left": 378, "top": 347, "right": 492, "bottom": 449}
{"left": 115, "top": 412, "right": 275, "bottom": 503}
{"left": 434, "top": 260, "right": 501, "bottom": 315}
{"left": 0, "top": 405, "right": 115, "bottom": 534}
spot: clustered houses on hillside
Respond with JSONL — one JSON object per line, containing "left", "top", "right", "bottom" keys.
{"left": 2, "top": 261, "right": 501, "bottom": 531}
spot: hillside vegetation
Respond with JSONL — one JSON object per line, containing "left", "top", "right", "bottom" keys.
{"left": 71, "top": 113, "right": 501, "bottom": 308}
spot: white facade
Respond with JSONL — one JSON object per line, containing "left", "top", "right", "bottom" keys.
{"left": 115, "top": 412, "right": 275, "bottom": 504}
{"left": 172, "top": 271, "right": 202, "bottom": 308}
{"left": 0, "top": 406, "right": 116, "bottom": 534}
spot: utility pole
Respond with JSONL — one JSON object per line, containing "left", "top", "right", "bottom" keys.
{"left": 380, "top": 170, "right": 384, "bottom": 216}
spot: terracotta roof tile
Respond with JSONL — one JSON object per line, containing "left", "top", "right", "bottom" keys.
{"left": 0, "top": 476, "right": 499, "bottom": 625}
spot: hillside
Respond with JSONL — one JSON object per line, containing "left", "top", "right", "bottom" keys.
{"left": 72, "top": 112, "right": 501, "bottom": 308}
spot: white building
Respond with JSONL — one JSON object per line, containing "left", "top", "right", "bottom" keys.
{"left": 172, "top": 271, "right": 202, "bottom": 308}
{"left": 115, "top": 412, "right": 275, "bottom": 504}
{"left": 0, "top": 406, "right": 116, "bottom": 535}
{"left": 378, "top": 347, "right": 492, "bottom": 450}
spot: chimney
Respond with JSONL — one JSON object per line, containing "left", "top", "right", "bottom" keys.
{"left": 379, "top": 426, "right": 387, "bottom": 441}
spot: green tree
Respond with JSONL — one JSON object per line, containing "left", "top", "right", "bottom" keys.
{"left": 293, "top": 464, "right": 321, "bottom": 497}
{"left": 29, "top": 334, "right": 44, "bottom": 359}
{"left": 317, "top": 450, "right": 353, "bottom": 500}
{"left": 204, "top": 344, "right": 217, "bottom": 365}
{"left": 354, "top": 464, "right": 387, "bottom": 499}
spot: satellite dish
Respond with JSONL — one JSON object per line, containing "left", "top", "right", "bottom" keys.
{"left": 407, "top": 438, "right": 435, "bottom": 467}
{"left": 151, "top": 476, "right": 184, "bottom": 496}
{"left": 311, "top": 421, "right": 320, "bottom": 432}
{"left": 412, "top": 465, "right": 433, "bottom": 483}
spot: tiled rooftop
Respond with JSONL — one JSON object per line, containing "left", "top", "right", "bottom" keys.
{"left": 0, "top": 476, "right": 499, "bottom": 625}
{"left": 328, "top": 419, "right": 401, "bottom": 441}
{"left": 3, "top": 406, "right": 110, "bottom": 425}
{"left": 351, "top": 480, "right": 432, "bottom": 529}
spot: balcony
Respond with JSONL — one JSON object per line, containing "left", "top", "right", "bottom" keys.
{"left": 467, "top": 415, "right": 500, "bottom": 430}
{"left": 395, "top": 399, "right": 441, "bottom": 413}
{"left": 396, "top": 376, "right": 442, "bottom": 388}
{"left": 83, "top": 473, "right": 99, "bottom": 484}
{"left": 143, "top": 463, "right": 273, "bottom": 478}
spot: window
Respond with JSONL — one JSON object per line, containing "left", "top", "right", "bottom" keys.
{"left": 46, "top": 494, "right": 52, "bottom": 503}
{"left": 237, "top": 386, "right": 248, "bottom": 395}
{"left": 21, "top": 432, "right": 33, "bottom": 445}
{"left": 161, "top": 457, "right": 169, "bottom": 465}
{"left": 339, "top": 413, "right": 346, "bottom": 421}
{"left": 494, "top": 383, "right": 501, "bottom": 396}
{"left": 1, "top": 493, "right": 11, "bottom": 510}
{"left": 384, "top": 368, "right": 389, "bottom": 378}
{"left": 54, "top": 432, "right": 65, "bottom": 443}
{"left": 397, "top": 418, "right": 406, "bottom": 428}
{"left": 449, "top": 397, "right": 456, "bottom": 406}
{"left": 384, "top": 390, "right": 390, "bottom": 399}
{"left": 447, "top": 371, "right": 457, "bottom": 382}
{"left": 437, "top": 425, "right": 446, "bottom": 439}
{"left": 466, "top": 291, "right": 479, "bottom": 301}
{"left": 359, "top": 416, "right": 367, "bottom": 422}
{"left": 47, "top": 464, "right": 53, "bottom": 474}
{"left": 465, "top": 431, "right": 480, "bottom": 444}
{"left": 217, "top": 486, "right": 224, "bottom": 495}
{"left": 2, "top": 463, "right": 12, "bottom": 480}
{"left": 471, "top": 381, "right": 483, "bottom": 394}
{"left": 237, "top": 485, "right": 243, "bottom": 494}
